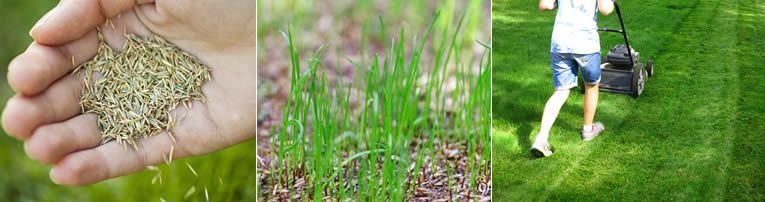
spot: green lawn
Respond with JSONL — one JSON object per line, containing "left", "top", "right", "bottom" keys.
{"left": 0, "top": 1, "right": 258, "bottom": 201}
{"left": 492, "top": 0, "right": 765, "bottom": 200}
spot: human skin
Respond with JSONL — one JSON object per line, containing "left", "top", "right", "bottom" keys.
{"left": 539, "top": 0, "right": 614, "bottom": 16}
{"left": 2, "top": 0, "right": 256, "bottom": 186}
{"left": 539, "top": 0, "right": 557, "bottom": 11}
{"left": 537, "top": 0, "right": 613, "bottom": 136}
{"left": 583, "top": 83, "right": 599, "bottom": 126}
{"left": 597, "top": 0, "right": 615, "bottom": 16}
{"left": 538, "top": 89, "right": 570, "bottom": 137}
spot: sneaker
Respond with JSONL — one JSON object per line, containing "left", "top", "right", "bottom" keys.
{"left": 530, "top": 142, "right": 553, "bottom": 157}
{"left": 581, "top": 122, "right": 604, "bottom": 141}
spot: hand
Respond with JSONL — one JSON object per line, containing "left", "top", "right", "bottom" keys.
{"left": 539, "top": 0, "right": 557, "bottom": 11}
{"left": 598, "top": 0, "right": 615, "bottom": 15}
{"left": 2, "top": 0, "right": 256, "bottom": 186}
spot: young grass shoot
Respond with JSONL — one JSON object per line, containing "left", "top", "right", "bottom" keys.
{"left": 260, "top": 11, "right": 491, "bottom": 201}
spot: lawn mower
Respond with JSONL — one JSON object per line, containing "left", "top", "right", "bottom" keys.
{"left": 579, "top": 2, "right": 653, "bottom": 98}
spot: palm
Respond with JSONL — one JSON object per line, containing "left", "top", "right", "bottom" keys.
{"left": 2, "top": 1, "right": 256, "bottom": 186}
{"left": 104, "top": 3, "right": 258, "bottom": 155}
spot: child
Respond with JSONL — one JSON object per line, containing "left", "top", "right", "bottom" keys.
{"left": 531, "top": 0, "right": 614, "bottom": 157}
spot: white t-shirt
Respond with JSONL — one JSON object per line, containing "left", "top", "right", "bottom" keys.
{"left": 550, "top": 0, "right": 600, "bottom": 54}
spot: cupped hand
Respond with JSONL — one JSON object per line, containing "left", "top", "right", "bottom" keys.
{"left": 2, "top": 0, "right": 256, "bottom": 186}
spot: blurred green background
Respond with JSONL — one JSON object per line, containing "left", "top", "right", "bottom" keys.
{"left": 0, "top": 1, "right": 258, "bottom": 201}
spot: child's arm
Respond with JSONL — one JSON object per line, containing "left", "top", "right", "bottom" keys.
{"left": 539, "top": 0, "right": 557, "bottom": 11}
{"left": 598, "top": 0, "right": 615, "bottom": 16}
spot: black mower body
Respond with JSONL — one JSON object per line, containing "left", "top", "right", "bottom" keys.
{"left": 598, "top": 62, "right": 649, "bottom": 98}
{"left": 600, "top": 64, "right": 633, "bottom": 91}
{"left": 606, "top": 44, "right": 639, "bottom": 68}
{"left": 579, "top": 2, "right": 654, "bottom": 98}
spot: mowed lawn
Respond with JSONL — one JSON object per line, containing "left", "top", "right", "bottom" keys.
{"left": 492, "top": 0, "right": 764, "bottom": 200}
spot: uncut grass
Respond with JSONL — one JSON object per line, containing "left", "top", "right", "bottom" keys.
{"left": 258, "top": 12, "right": 491, "bottom": 201}
{"left": 492, "top": 0, "right": 765, "bottom": 200}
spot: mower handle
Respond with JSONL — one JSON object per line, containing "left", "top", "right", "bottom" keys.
{"left": 597, "top": 28, "right": 623, "bottom": 33}
{"left": 597, "top": 2, "right": 635, "bottom": 66}
{"left": 596, "top": 2, "right": 625, "bottom": 34}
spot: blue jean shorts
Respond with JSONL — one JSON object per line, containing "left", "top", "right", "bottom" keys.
{"left": 550, "top": 52, "right": 601, "bottom": 90}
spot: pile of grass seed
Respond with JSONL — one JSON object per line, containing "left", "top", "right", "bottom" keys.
{"left": 74, "top": 31, "right": 211, "bottom": 149}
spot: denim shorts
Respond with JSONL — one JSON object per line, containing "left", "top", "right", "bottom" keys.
{"left": 550, "top": 52, "right": 601, "bottom": 90}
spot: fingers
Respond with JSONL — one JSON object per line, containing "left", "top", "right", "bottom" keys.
{"left": 24, "top": 114, "right": 100, "bottom": 165}
{"left": 8, "top": 30, "right": 97, "bottom": 95}
{"left": 50, "top": 132, "right": 180, "bottom": 186}
{"left": 97, "top": 10, "right": 155, "bottom": 52}
{"left": 2, "top": 73, "right": 84, "bottom": 140}
{"left": 30, "top": 0, "right": 155, "bottom": 46}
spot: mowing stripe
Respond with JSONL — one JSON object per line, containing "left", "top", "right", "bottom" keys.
{"left": 539, "top": 140, "right": 602, "bottom": 201}
{"left": 728, "top": 0, "right": 765, "bottom": 200}
{"left": 546, "top": 0, "right": 740, "bottom": 199}
{"left": 492, "top": 0, "right": 765, "bottom": 200}
{"left": 659, "top": 0, "right": 739, "bottom": 199}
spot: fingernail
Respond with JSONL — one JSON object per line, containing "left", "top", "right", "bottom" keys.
{"left": 30, "top": 6, "right": 58, "bottom": 37}
{"left": 49, "top": 169, "right": 61, "bottom": 185}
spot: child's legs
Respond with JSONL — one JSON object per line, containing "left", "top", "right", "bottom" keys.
{"left": 537, "top": 89, "right": 570, "bottom": 143}
{"left": 584, "top": 83, "right": 599, "bottom": 126}
{"left": 574, "top": 52, "right": 602, "bottom": 126}
{"left": 535, "top": 53, "right": 577, "bottom": 143}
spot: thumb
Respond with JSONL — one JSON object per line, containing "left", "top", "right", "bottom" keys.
{"left": 30, "top": 0, "right": 155, "bottom": 46}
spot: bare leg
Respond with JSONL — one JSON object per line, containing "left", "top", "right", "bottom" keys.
{"left": 534, "top": 89, "right": 570, "bottom": 144}
{"left": 583, "top": 83, "right": 599, "bottom": 126}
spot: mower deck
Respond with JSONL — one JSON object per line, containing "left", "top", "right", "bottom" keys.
{"left": 577, "top": 2, "right": 654, "bottom": 98}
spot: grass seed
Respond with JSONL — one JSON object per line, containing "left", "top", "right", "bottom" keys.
{"left": 74, "top": 30, "right": 211, "bottom": 148}
{"left": 204, "top": 186, "right": 209, "bottom": 201}
{"left": 186, "top": 162, "right": 198, "bottom": 177}
{"left": 184, "top": 186, "right": 196, "bottom": 199}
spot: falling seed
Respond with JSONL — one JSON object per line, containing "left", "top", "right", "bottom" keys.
{"left": 179, "top": 112, "right": 188, "bottom": 123}
{"left": 169, "top": 145, "right": 174, "bottom": 164}
{"left": 149, "top": 166, "right": 162, "bottom": 185}
{"left": 204, "top": 186, "right": 209, "bottom": 201}
{"left": 131, "top": 141, "right": 139, "bottom": 151}
{"left": 184, "top": 186, "right": 196, "bottom": 199}
{"left": 163, "top": 153, "right": 169, "bottom": 165}
{"left": 218, "top": 177, "right": 223, "bottom": 185}
{"left": 186, "top": 162, "right": 198, "bottom": 177}
{"left": 159, "top": 197, "right": 166, "bottom": 202}
{"left": 168, "top": 132, "right": 177, "bottom": 143}
{"left": 151, "top": 172, "right": 161, "bottom": 184}
{"left": 108, "top": 18, "right": 115, "bottom": 30}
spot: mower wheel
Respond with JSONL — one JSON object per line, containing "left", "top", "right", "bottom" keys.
{"left": 631, "top": 64, "right": 646, "bottom": 98}
{"left": 647, "top": 60, "right": 654, "bottom": 77}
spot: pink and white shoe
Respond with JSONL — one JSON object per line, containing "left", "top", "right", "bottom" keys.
{"left": 530, "top": 142, "right": 553, "bottom": 157}
{"left": 581, "top": 122, "right": 604, "bottom": 141}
